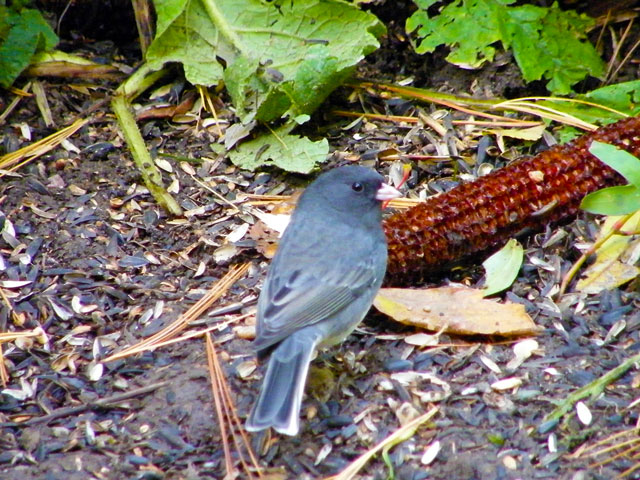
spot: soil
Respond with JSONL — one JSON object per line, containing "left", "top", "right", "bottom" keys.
{"left": 1, "top": 2, "right": 640, "bottom": 480}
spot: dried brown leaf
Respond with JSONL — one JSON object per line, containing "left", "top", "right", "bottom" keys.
{"left": 374, "top": 286, "right": 539, "bottom": 336}
{"left": 248, "top": 221, "right": 280, "bottom": 259}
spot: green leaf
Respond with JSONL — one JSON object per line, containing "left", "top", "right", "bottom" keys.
{"left": 228, "top": 126, "right": 329, "bottom": 173}
{"left": 146, "top": 0, "right": 225, "bottom": 85}
{"left": 555, "top": 126, "right": 581, "bottom": 144}
{"left": 589, "top": 141, "right": 640, "bottom": 188}
{"left": 487, "top": 432, "right": 505, "bottom": 446}
{"left": 0, "top": 7, "right": 58, "bottom": 88}
{"left": 381, "top": 445, "right": 395, "bottom": 480}
{"left": 581, "top": 136, "right": 640, "bottom": 216}
{"left": 278, "top": 44, "right": 354, "bottom": 120}
{"left": 580, "top": 185, "right": 640, "bottom": 216}
{"left": 292, "top": 114, "right": 311, "bottom": 125}
{"left": 508, "top": 5, "right": 603, "bottom": 94}
{"left": 147, "top": 0, "right": 384, "bottom": 122}
{"left": 482, "top": 239, "right": 523, "bottom": 297}
{"left": 223, "top": 55, "right": 272, "bottom": 123}
{"left": 406, "top": 0, "right": 604, "bottom": 94}
{"left": 584, "top": 80, "right": 640, "bottom": 116}
{"left": 407, "top": 0, "right": 515, "bottom": 68}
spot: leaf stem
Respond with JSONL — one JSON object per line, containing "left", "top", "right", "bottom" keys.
{"left": 199, "top": 0, "right": 248, "bottom": 56}
{"left": 111, "top": 94, "right": 182, "bottom": 215}
{"left": 543, "top": 351, "right": 640, "bottom": 425}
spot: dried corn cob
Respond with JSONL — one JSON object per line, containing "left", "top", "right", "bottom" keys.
{"left": 384, "top": 116, "right": 640, "bottom": 285}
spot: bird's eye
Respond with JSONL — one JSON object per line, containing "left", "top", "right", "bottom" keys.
{"left": 351, "top": 182, "right": 363, "bottom": 192}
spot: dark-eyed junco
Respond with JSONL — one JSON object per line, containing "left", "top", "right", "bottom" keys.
{"left": 246, "top": 166, "right": 401, "bottom": 436}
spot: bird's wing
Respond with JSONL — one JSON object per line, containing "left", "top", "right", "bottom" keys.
{"left": 253, "top": 256, "right": 379, "bottom": 351}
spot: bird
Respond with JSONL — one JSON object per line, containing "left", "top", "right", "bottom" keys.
{"left": 245, "top": 165, "right": 401, "bottom": 436}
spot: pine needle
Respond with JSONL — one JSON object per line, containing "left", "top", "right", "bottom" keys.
{"left": 102, "top": 262, "right": 250, "bottom": 363}
{"left": 206, "top": 333, "right": 262, "bottom": 479}
{"left": 0, "top": 118, "right": 89, "bottom": 175}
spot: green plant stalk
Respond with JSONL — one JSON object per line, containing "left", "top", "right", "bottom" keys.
{"left": 32, "top": 50, "right": 98, "bottom": 65}
{"left": 111, "top": 94, "right": 182, "bottom": 215}
{"left": 328, "top": 408, "right": 438, "bottom": 480}
{"left": 381, "top": 444, "right": 395, "bottom": 480}
{"left": 543, "top": 351, "right": 640, "bottom": 425}
{"left": 357, "top": 82, "right": 629, "bottom": 130}
{"left": 117, "top": 63, "right": 170, "bottom": 100}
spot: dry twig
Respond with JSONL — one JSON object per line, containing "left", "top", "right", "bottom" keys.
{"left": 0, "top": 381, "right": 169, "bottom": 427}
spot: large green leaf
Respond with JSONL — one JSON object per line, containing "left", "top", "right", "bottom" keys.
{"left": 590, "top": 141, "right": 640, "bottom": 188}
{"left": 580, "top": 141, "right": 640, "bottom": 215}
{"left": 581, "top": 185, "right": 640, "bottom": 216}
{"left": 147, "top": 0, "right": 384, "bottom": 122}
{"left": 407, "top": 0, "right": 604, "bottom": 94}
{"left": 0, "top": 7, "right": 58, "bottom": 88}
{"left": 584, "top": 80, "right": 640, "bottom": 116}
{"left": 228, "top": 126, "right": 329, "bottom": 173}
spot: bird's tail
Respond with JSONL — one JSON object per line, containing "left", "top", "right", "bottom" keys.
{"left": 246, "top": 332, "right": 318, "bottom": 436}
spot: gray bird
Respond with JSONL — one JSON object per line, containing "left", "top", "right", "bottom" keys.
{"left": 246, "top": 166, "right": 401, "bottom": 436}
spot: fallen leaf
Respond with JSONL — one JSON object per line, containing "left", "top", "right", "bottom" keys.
{"left": 488, "top": 124, "right": 546, "bottom": 141}
{"left": 248, "top": 221, "right": 280, "bottom": 258}
{"left": 482, "top": 238, "right": 523, "bottom": 296}
{"left": 576, "top": 211, "right": 640, "bottom": 294}
{"left": 374, "top": 285, "right": 539, "bottom": 336}
{"left": 228, "top": 127, "right": 328, "bottom": 173}
{"left": 247, "top": 202, "right": 296, "bottom": 258}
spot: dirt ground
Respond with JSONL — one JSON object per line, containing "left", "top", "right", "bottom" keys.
{"left": 2, "top": 2, "right": 640, "bottom": 480}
